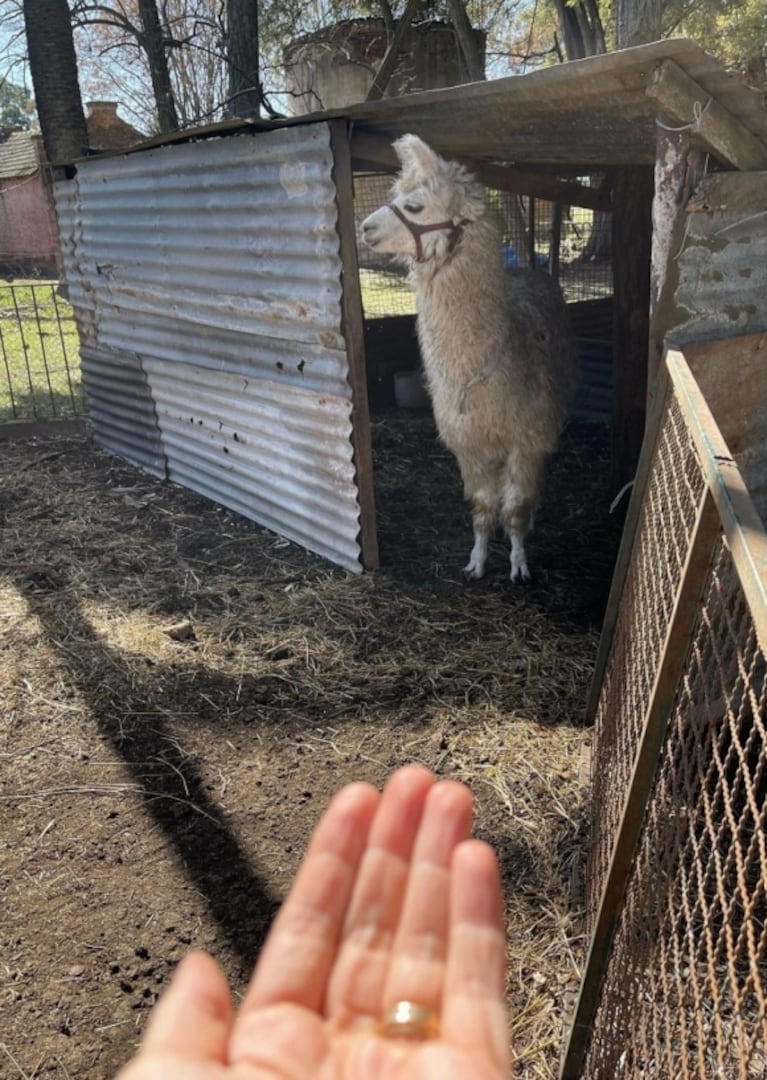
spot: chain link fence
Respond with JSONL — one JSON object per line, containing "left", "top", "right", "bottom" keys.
{"left": 563, "top": 346, "right": 767, "bottom": 1079}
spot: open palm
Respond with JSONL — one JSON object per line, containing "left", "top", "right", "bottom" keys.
{"left": 118, "top": 765, "right": 511, "bottom": 1079}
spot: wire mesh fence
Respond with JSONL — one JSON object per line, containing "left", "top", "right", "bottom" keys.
{"left": 353, "top": 171, "right": 612, "bottom": 318}
{"left": 0, "top": 280, "right": 85, "bottom": 427}
{"left": 563, "top": 346, "right": 767, "bottom": 1079}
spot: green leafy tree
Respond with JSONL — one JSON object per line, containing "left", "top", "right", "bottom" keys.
{"left": 0, "top": 80, "right": 35, "bottom": 128}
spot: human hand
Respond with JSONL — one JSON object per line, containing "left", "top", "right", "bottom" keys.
{"left": 118, "top": 764, "right": 510, "bottom": 1078}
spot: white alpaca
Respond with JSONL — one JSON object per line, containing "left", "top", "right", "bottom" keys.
{"left": 361, "top": 135, "right": 578, "bottom": 582}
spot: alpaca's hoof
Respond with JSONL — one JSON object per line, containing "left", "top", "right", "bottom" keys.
{"left": 510, "top": 561, "right": 531, "bottom": 583}
{"left": 463, "top": 559, "right": 485, "bottom": 581}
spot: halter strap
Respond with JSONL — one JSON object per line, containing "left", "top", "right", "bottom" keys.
{"left": 388, "top": 203, "right": 469, "bottom": 262}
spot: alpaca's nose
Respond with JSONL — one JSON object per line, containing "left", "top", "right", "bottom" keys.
{"left": 361, "top": 219, "right": 379, "bottom": 246}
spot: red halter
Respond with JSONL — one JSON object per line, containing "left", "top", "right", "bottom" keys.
{"left": 388, "top": 203, "right": 469, "bottom": 262}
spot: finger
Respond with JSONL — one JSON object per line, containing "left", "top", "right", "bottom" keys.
{"left": 137, "top": 951, "right": 233, "bottom": 1063}
{"left": 241, "top": 779, "right": 380, "bottom": 1014}
{"left": 382, "top": 780, "right": 474, "bottom": 1013}
{"left": 442, "top": 840, "right": 511, "bottom": 1072}
{"left": 325, "top": 764, "right": 436, "bottom": 1024}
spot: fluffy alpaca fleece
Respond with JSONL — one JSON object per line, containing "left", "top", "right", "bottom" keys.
{"left": 361, "top": 134, "right": 578, "bottom": 582}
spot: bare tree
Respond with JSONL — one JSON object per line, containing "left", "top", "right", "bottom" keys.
{"left": 138, "top": 0, "right": 180, "bottom": 131}
{"left": 616, "top": 0, "right": 663, "bottom": 47}
{"left": 227, "top": 0, "right": 261, "bottom": 116}
{"left": 552, "top": 0, "right": 606, "bottom": 61}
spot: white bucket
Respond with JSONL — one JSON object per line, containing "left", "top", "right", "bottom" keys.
{"left": 394, "top": 369, "right": 431, "bottom": 409}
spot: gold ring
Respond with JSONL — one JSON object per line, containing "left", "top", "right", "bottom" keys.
{"left": 378, "top": 1000, "right": 439, "bottom": 1040}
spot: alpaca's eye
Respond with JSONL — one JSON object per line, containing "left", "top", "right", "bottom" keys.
{"left": 404, "top": 203, "right": 423, "bottom": 214}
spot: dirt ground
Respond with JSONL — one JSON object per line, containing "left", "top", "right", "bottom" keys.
{"left": 0, "top": 411, "right": 623, "bottom": 1079}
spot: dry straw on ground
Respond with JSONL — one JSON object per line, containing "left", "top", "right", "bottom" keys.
{"left": 0, "top": 412, "right": 623, "bottom": 1078}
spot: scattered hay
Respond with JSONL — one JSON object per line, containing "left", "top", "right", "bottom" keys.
{"left": 0, "top": 412, "right": 623, "bottom": 1078}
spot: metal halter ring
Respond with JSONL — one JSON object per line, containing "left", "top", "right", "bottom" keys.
{"left": 377, "top": 1000, "right": 440, "bottom": 1040}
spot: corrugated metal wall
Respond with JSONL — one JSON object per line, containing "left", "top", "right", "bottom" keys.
{"left": 55, "top": 124, "right": 366, "bottom": 573}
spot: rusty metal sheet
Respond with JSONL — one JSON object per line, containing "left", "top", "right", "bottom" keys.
{"left": 80, "top": 346, "right": 165, "bottom": 477}
{"left": 144, "top": 357, "right": 360, "bottom": 572}
{"left": 54, "top": 123, "right": 364, "bottom": 573}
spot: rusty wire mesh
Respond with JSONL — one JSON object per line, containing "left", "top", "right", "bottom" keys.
{"left": 583, "top": 535, "right": 767, "bottom": 1078}
{"left": 571, "top": 354, "right": 767, "bottom": 1079}
{"left": 352, "top": 171, "right": 612, "bottom": 318}
{"left": 586, "top": 393, "right": 706, "bottom": 928}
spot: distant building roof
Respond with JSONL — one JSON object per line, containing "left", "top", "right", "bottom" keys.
{"left": 0, "top": 130, "right": 41, "bottom": 180}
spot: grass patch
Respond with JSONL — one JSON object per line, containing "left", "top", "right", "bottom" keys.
{"left": 360, "top": 266, "right": 416, "bottom": 318}
{"left": 0, "top": 280, "right": 85, "bottom": 423}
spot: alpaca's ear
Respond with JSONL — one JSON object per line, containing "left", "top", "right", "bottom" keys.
{"left": 393, "top": 134, "right": 442, "bottom": 176}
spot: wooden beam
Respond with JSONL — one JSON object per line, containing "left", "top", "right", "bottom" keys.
{"left": 612, "top": 165, "right": 653, "bottom": 488}
{"left": 350, "top": 131, "right": 614, "bottom": 210}
{"left": 478, "top": 161, "right": 613, "bottom": 212}
{"left": 366, "top": 0, "right": 422, "bottom": 102}
{"left": 329, "top": 120, "right": 379, "bottom": 572}
{"left": 646, "top": 58, "right": 767, "bottom": 171}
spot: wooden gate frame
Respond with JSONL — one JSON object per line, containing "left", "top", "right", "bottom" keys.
{"left": 560, "top": 339, "right": 767, "bottom": 1078}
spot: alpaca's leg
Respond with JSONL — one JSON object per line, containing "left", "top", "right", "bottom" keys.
{"left": 501, "top": 463, "right": 540, "bottom": 582}
{"left": 463, "top": 487, "right": 499, "bottom": 579}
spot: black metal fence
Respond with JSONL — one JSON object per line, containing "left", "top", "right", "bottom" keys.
{"left": 0, "top": 280, "right": 85, "bottom": 431}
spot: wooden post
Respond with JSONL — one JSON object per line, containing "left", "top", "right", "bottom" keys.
{"left": 647, "top": 124, "right": 706, "bottom": 410}
{"left": 550, "top": 201, "right": 562, "bottom": 283}
{"left": 611, "top": 165, "right": 653, "bottom": 488}
{"left": 527, "top": 197, "right": 537, "bottom": 268}
{"left": 329, "top": 120, "right": 379, "bottom": 571}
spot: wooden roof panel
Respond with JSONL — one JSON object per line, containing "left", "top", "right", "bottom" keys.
{"left": 109, "top": 40, "right": 767, "bottom": 172}
{"left": 338, "top": 39, "right": 767, "bottom": 168}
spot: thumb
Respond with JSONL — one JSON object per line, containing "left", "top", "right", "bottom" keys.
{"left": 135, "top": 950, "right": 233, "bottom": 1064}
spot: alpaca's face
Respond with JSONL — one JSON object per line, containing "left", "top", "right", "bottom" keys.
{"left": 360, "top": 135, "right": 485, "bottom": 264}
{"left": 361, "top": 180, "right": 458, "bottom": 262}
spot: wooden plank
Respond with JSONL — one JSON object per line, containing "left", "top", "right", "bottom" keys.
{"left": 345, "top": 39, "right": 711, "bottom": 120}
{"left": 611, "top": 165, "right": 653, "bottom": 487}
{"left": 477, "top": 162, "right": 613, "bottom": 211}
{"left": 687, "top": 170, "right": 767, "bottom": 212}
{"left": 366, "top": 0, "right": 422, "bottom": 102}
{"left": 329, "top": 120, "right": 379, "bottom": 571}
{"left": 350, "top": 131, "right": 614, "bottom": 209}
{"left": 562, "top": 479, "right": 721, "bottom": 1079}
{"left": 646, "top": 58, "right": 767, "bottom": 170}
{"left": 667, "top": 347, "right": 767, "bottom": 651}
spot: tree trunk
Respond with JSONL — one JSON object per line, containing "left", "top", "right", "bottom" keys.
{"left": 616, "top": 0, "right": 663, "bottom": 47}
{"left": 446, "top": 0, "right": 485, "bottom": 81}
{"left": 227, "top": 0, "right": 261, "bottom": 118}
{"left": 554, "top": 0, "right": 606, "bottom": 61}
{"left": 137, "top": 0, "right": 179, "bottom": 133}
{"left": 23, "top": 0, "right": 88, "bottom": 164}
